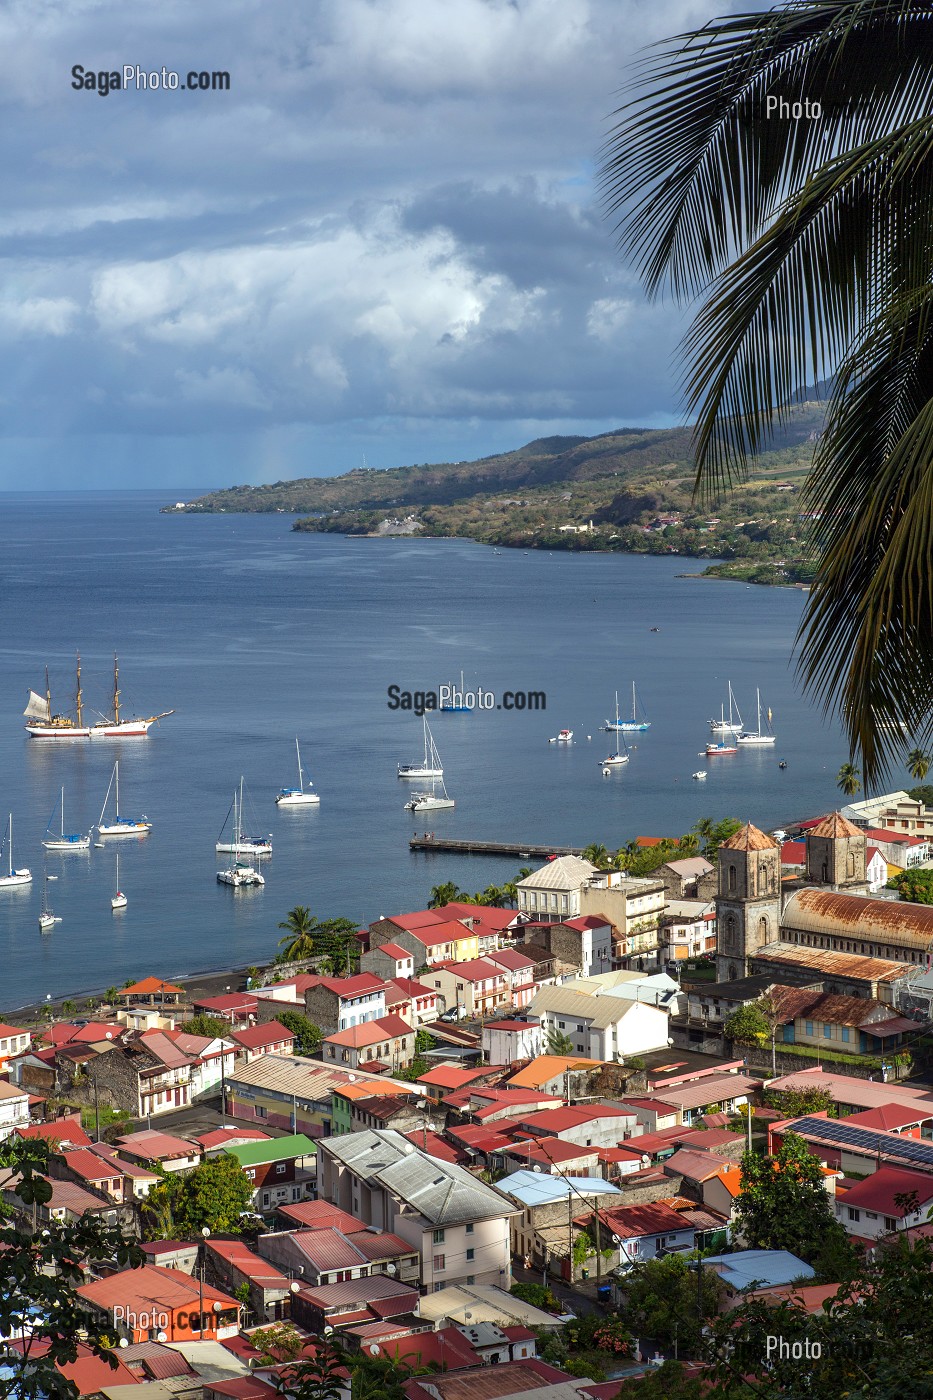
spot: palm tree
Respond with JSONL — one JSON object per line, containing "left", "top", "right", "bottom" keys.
{"left": 546, "top": 1027, "right": 575, "bottom": 1056}
{"left": 582, "top": 843, "right": 611, "bottom": 870}
{"left": 277, "top": 905, "right": 319, "bottom": 961}
{"left": 428, "top": 882, "right": 461, "bottom": 909}
{"left": 602, "top": 3, "right": 933, "bottom": 786}
{"left": 908, "top": 748, "right": 932, "bottom": 782}
{"left": 837, "top": 763, "right": 862, "bottom": 798}
{"left": 104, "top": 986, "right": 119, "bottom": 1006}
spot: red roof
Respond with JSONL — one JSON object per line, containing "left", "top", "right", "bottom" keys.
{"left": 120, "top": 977, "right": 184, "bottom": 996}
{"left": 844, "top": 1104, "right": 931, "bottom": 1131}
{"left": 208, "top": 1380, "right": 280, "bottom": 1400}
{"left": 63, "top": 1148, "right": 124, "bottom": 1183}
{"left": 314, "top": 973, "right": 388, "bottom": 997}
{"left": 44, "top": 1021, "right": 124, "bottom": 1047}
{"left": 516, "top": 1105, "right": 632, "bottom": 1132}
{"left": 781, "top": 841, "right": 807, "bottom": 865}
{"left": 403, "top": 1130, "right": 470, "bottom": 1163}
{"left": 0, "top": 1022, "right": 29, "bottom": 1039}
{"left": 117, "top": 1129, "right": 200, "bottom": 1160}
{"left": 563, "top": 915, "right": 610, "bottom": 931}
{"left": 837, "top": 1166, "right": 933, "bottom": 1215}
{"left": 437, "top": 903, "right": 516, "bottom": 930}
{"left": 437, "top": 958, "right": 507, "bottom": 982}
{"left": 196, "top": 1126, "right": 272, "bottom": 1150}
{"left": 482, "top": 1019, "right": 534, "bottom": 1031}
{"left": 486, "top": 949, "right": 536, "bottom": 972}
{"left": 192, "top": 993, "right": 258, "bottom": 1014}
{"left": 205, "top": 1238, "right": 289, "bottom": 1286}
{"left": 276, "top": 1200, "right": 363, "bottom": 1232}
{"left": 231, "top": 1020, "right": 295, "bottom": 1050}
{"left": 378, "top": 942, "right": 413, "bottom": 960}
{"left": 12, "top": 1342, "right": 140, "bottom": 1395}
{"left": 591, "top": 1201, "right": 689, "bottom": 1239}
{"left": 325, "top": 1014, "right": 413, "bottom": 1049}
{"left": 77, "top": 1263, "right": 238, "bottom": 1314}
{"left": 418, "top": 1065, "right": 491, "bottom": 1089}
{"left": 506, "top": 1138, "right": 597, "bottom": 1166}
{"left": 16, "top": 1115, "right": 91, "bottom": 1148}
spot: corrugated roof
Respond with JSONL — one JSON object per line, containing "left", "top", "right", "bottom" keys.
{"left": 276, "top": 1200, "right": 362, "bottom": 1231}
{"left": 120, "top": 977, "right": 184, "bottom": 996}
{"left": 754, "top": 942, "right": 907, "bottom": 981}
{"left": 231, "top": 1020, "right": 294, "bottom": 1049}
{"left": 225, "top": 1133, "right": 316, "bottom": 1167}
{"left": 720, "top": 823, "right": 778, "bottom": 852}
{"left": 516, "top": 856, "right": 597, "bottom": 890}
{"left": 299, "top": 1273, "right": 418, "bottom": 1307}
{"left": 206, "top": 1239, "right": 289, "bottom": 1287}
{"left": 78, "top": 1263, "right": 238, "bottom": 1314}
{"left": 634, "top": 1073, "right": 759, "bottom": 1112}
{"left": 506, "top": 1055, "right": 600, "bottom": 1088}
{"left": 782, "top": 888, "right": 933, "bottom": 950}
{"left": 528, "top": 985, "right": 644, "bottom": 1029}
{"left": 290, "top": 1227, "right": 370, "bottom": 1271}
{"left": 836, "top": 1166, "right": 933, "bottom": 1214}
{"left": 496, "top": 1170, "right": 620, "bottom": 1207}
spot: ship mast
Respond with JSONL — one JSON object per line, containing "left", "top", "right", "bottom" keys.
{"left": 45, "top": 667, "right": 52, "bottom": 723}
{"left": 75, "top": 653, "right": 83, "bottom": 728}
{"left": 113, "top": 654, "right": 120, "bottom": 725}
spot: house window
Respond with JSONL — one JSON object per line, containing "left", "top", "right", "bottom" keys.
{"left": 823, "top": 1024, "right": 832, "bottom": 1039}
{"left": 433, "top": 1229, "right": 445, "bottom": 1244}
{"left": 433, "top": 1283, "right": 445, "bottom": 1292}
{"left": 557, "top": 1021, "right": 565, "bottom": 1029}
{"left": 805, "top": 1021, "right": 814, "bottom": 1036}
{"left": 465, "top": 1224, "right": 474, "bottom": 1235}
{"left": 466, "top": 1248, "right": 474, "bottom": 1261}
{"left": 276, "top": 1164, "right": 287, "bottom": 1175}
{"left": 848, "top": 1207, "right": 860, "bottom": 1222}
{"left": 466, "top": 1275, "right": 475, "bottom": 1285}
{"left": 263, "top": 1193, "right": 271, "bottom": 1207}
{"left": 841, "top": 1027, "right": 850, "bottom": 1043}
{"left": 433, "top": 1255, "right": 445, "bottom": 1271}
{"left": 885, "top": 1216, "right": 897, "bottom": 1231}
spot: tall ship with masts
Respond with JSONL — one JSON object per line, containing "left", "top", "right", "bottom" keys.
{"left": 23, "top": 656, "right": 91, "bottom": 739}
{"left": 89, "top": 654, "right": 174, "bottom": 737}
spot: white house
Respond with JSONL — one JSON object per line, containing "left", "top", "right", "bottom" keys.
{"left": 0, "top": 1080, "right": 31, "bottom": 1140}
{"left": 528, "top": 984, "right": 670, "bottom": 1062}
{"left": 482, "top": 1019, "right": 544, "bottom": 1065}
{"left": 865, "top": 846, "right": 889, "bottom": 893}
{"left": 516, "top": 857, "right": 598, "bottom": 923}
{"left": 836, "top": 1166, "right": 933, "bottom": 1240}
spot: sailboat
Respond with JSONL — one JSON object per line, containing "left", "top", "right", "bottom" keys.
{"left": 709, "top": 681, "right": 743, "bottom": 734}
{"left": 276, "top": 739, "right": 321, "bottom": 806}
{"left": 39, "top": 873, "right": 61, "bottom": 930}
{"left": 706, "top": 704, "right": 738, "bottom": 755}
{"left": 612, "top": 682, "right": 650, "bottom": 732}
{"left": 111, "top": 853, "right": 127, "bottom": 910}
{"left": 404, "top": 777, "right": 455, "bottom": 811}
{"left": 89, "top": 654, "right": 174, "bottom": 737}
{"left": 24, "top": 657, "right": 91, "bottom": 739}
{"left": 217, "top": 786, "right": 266, "bottom": 886}
{"left": 42, "top": 788, "right": 91, "bottom": 851}
{"left": 440, "top": 670, "right": 472, "bottom": 713}
{"left": 398, "top": 718, "right": 444, "bottom": 778}
{"left": 0, "top": 815, "right": 31, "bottom": 887}
{"left": 217, "top": 780, "right": 272, "bottom": 854}
{"left": 737, "top": 689, "right": 777, "bottom": 746}
{"left": 96, "top": 762, "right": 152, "bottom": 837}
{"left": 601, "top": 694, "right": 630, "bottom": 766}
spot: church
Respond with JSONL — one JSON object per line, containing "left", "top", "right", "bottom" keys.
{"left": 715, "top": 813, "right": 933, "bottom": 985}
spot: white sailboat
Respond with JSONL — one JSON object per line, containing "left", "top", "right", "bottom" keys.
{"left": 601, "top": 693, "right": 630, "bottom": 766}
{"left": 709, "top": 681, "right": 743, "bottom": 734}
{"left": 404, "top": 781, "right": 455, "bottom": 811}
{"left": 612, "top": 682, "right": 650, "bottom": 732}
{"left": 217, "top": 785, "right": 266, "bottom": 885}
{"left": 706, "top": 703, "right": 738, "bottom": 755}
{"left": 42, "top": 787, "right": 91, "bottom": 851}
{"left": 217, "top": 780, "right": 272, "bottom": 854}
{"left": 276, "top": 739, "right": 321, "bottom": 806}
{"left": 0, "top": 815, "right": 31, "bottom": 887}
{"left": 737, "top": 689, "right": 777, "bottom": 746}
{"left": 97, "top": 761, "right": 151, "bottom": 837}
{"left": 39, "top": 873, "right": 60, "bottom": 929}
{"left": 88, "top": 653, "right": 174, "bottom": 737}
{"left": 398, "top": 718, "right": 444, "bottom": 778}
{"left": 111, "top": 853, "right": 127, "bottom": 910}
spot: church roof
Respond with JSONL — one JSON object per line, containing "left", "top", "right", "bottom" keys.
{"left": 720, "top": 823, "right": 778, "bottom": 853}
{"left": 782, "top": 888, "right": 933, "bottom": 952}
{"left": 807, "top": 811, "right": 863, "bottom": 840}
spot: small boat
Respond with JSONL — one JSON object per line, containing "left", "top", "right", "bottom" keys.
{"left": 737, "top": 688, "right": 777, "bottom": 746}
{"left": 611, "top": 681, "right": 650, "bottom": 732}
{"left": 0, "top": 815, "right": 31, "bottom": 887}
{"left": 778, "top": 760, "right": 788, "bottom": 770}
{"left": 706, "top": 704, "right": 738, "bottom": 755}
{"left": 38, "top": 872, "right": 60, "bottom": 929}
{"left": 111, "top": 853, "right": 127, "bottom": 910}
{"left": 601, "top": 694, "right": 630, "bottom": 766}
{"left": 96, "top": 761, "right": 151, "bottom": 837}
{"left": 692, "top": 770, "right": 708, "bottom": 781}
{"left": 217, "top": 859, "right": 266, "bottom": 888}
{"left": 43, "top": 787, "right": 91, "bottom": 851}
{"left": 440, "top": 670, "right": 472, "bottom": 713}
{"left": 88, "top": 654, "right": 174, "bottom": 737}
{"left": 217, "top": 780, "right": 271, "bottom": 854}
{"left": 649, "top": 627, "right": 660, "bottom": 633}
{"left": 24, "top": 658, "right": 91, "bottom": 739}
{"left": 709, "top": 681, "right": 742, "bottom": 734}
{"left": 404, "top": 767, "right": 455, "bottom": 811}
{"left": 548, "top": 729, "right": 573, "bottom": 743}
{"left": 275, "top": 738, "right": 321, "bottom": 806}
{"left": 398, "top": 717, "right": 444, "bottom": 778}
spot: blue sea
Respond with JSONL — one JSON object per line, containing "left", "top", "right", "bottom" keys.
{"left": 0, "top": 492, "right": 902, "bottom": 1009}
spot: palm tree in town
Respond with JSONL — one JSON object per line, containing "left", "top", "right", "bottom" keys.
{"left": 582, "top": 843, "right": 611, "bottom": 870}
{"left": 837, "top": 763, "right": 862, "bottom": 798}
{"left": 277, "top": 905, "right": 319, "bottom": 961}
{"left": 546, "top": 1027, "right": 575, "bottom": 1057}
{"left": 602, "top": 2, "right": 933, "bottom": 785}
{"left": 907, "top": 748, "right": 932, "bottom": 782}
{"left": 428, "top": 881, "right": 462, "bottom": 909}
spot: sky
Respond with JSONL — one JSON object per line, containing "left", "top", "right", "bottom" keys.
{"left": 1, "top": 0, "right": 725, "bottom": 490}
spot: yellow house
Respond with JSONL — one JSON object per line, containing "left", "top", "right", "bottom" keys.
{"left": 373, "top": 917, "right": 480, "bottom": 968}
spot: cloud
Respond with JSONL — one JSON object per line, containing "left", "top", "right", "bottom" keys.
{"left": 0, "top": 0, "right": 727, "bottom": 484}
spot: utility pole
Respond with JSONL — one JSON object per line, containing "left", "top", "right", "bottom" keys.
{"left": 594, "top": 1199, "right": 602, "bottom": 1288}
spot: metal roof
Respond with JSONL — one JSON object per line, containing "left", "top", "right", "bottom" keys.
{"left": 782, "top": 888, "right": 933, "bottom": 950}
{"left": 496, "top": 1171, "right": 621, "bottom": 1207}
{"left": 517, "top": 857, "right": 597, "bottom": 890}
{"left": 528, "top": 985, "right": 648, "bottom": 1029}
{"left": 787, "top": 1115, "right": 933, "bottom": 1171}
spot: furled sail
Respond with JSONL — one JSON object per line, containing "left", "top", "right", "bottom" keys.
{"left": 24, "top": 690, "right": 50, "bottom": 721}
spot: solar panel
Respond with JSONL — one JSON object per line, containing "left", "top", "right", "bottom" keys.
{"left": 790, "top": 1116, "right": 933, "bottom": 1168}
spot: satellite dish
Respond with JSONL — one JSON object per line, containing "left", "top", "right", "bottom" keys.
{"left": 369, "top": 1344, "right": 380, "bottom": 1356}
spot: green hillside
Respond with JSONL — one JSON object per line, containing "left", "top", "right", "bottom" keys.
{"left": 168, "top": 403, "right": 825, "bottom": 585}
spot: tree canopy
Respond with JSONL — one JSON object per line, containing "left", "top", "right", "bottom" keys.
{"left": 142, "top": 1153, "right": 254, "bottom": 1239}
{"left": 734, "top": 1133, "right": 854, "bottom": 1274}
